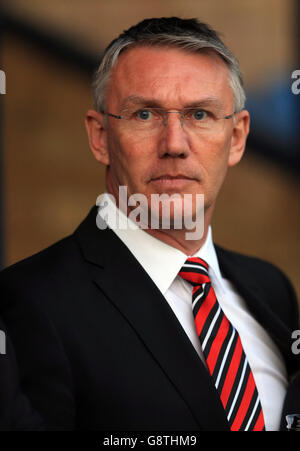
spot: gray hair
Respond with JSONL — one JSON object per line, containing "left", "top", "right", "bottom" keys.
{"left": 92, "top": 18, "right": 246, "bottom": 113}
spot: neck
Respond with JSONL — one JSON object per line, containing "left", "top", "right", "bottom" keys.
{"left": 142, "top": 209, "right": 213, "bottom": 255}
{"left": 105, "top": 181, "right": 214, "bottom": 255}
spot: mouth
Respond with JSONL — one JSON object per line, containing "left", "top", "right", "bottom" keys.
{"left": 152, "top": 174, "right": 194, "bottom": 180}
{"left": 150, "top": 174, "right": 198, "bottom": 190}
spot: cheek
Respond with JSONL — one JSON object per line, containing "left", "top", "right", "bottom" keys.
{"left": 107, "top": 131, "right": 153, "bottom": 184}
{"left": 196, "top": 132, "right": 232, "bottom": 194}
{"left": 205, "top": 129, "right": 231, "bottom": 154}
{"left": 198, "top": 132, "right": 231, "bottom": 170}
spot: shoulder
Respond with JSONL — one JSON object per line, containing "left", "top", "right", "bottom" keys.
{"left": 0, "top": 234, "right": 81, "bottom": 336}
{"left": 216, "top": 243, "right": 277, "bottom": 267}
{"left": 215, "top": 245, "right": 296, "bottom": 280}
{"left": 215, "top": 244, "right": 299, "bottom": 328}
{"left": 215, "top": 243, "right": 296, "bottom": 284}
{"left": 0, "top": 206, "right": 99, "bottom": 302}
{"left": 0, "top": 235, "right": 79, "bottom": 295}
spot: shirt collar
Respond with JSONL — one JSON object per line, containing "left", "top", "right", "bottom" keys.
{"left": 97, "top": 192, "right": 226, "bottom": 295}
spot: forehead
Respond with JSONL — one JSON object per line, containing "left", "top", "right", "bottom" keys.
{"left": 106, "top": 45, "right": 233, "bottom": 109}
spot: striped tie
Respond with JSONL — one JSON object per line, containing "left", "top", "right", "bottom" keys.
{"left": 179, "top": 257, "right": 265, "bottom": 431}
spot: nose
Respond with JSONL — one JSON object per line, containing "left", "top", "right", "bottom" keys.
{"left": 158, "top": 112, "right": 191, "bottom": 159}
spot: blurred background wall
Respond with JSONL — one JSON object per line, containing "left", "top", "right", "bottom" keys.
{"left": 0, "top": 0, "right": 299, "bottom": 303}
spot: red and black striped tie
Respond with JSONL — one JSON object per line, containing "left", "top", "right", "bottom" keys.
{"left": 179, "top": 257, "right": 265, "bottom": 431}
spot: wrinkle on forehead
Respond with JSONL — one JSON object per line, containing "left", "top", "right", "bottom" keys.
{"left": 107, "top": 46, "right": 233, "bottom": 111}
{"left": 119, "top": 94, "right": 225, "bottom": 112}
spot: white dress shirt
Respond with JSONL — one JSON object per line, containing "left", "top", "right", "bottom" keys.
{"left": 97, "top": 193, "right": 288, "bottom": 431}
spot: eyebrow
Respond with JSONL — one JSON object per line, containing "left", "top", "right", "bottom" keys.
{"left": 120, "top": 95, "right": 225, "bottom": 110}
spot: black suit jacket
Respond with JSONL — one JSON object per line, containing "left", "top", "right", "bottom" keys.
{"left": 0, "top": 206, "right": 299, "bottom": 431}
{"left": 281, "top": 373, "right": 300, "bottom": 430}
{"left": 0, "top": 317, "right": 43, "bottom": 430}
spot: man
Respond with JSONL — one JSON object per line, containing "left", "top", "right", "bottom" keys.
{"left": 0, "top": 17, "right": 299, "bottom": 431}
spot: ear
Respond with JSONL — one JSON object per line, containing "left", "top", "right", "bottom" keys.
{"left": 85, "top": 109, "right": 110, "bottom": 166}
{"left": 228, "top": 110, "right": 250, "bottom": 167}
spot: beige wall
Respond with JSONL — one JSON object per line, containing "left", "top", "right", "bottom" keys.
{"left": 2, "top": 0, "right": 297, "bottom": 87}
{"left": 2, "top": 35, "right": 105, "bottom": 262}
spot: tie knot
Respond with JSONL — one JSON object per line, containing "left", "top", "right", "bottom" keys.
{"left": 179, "top": 257, "right": 211, "bottom": 286}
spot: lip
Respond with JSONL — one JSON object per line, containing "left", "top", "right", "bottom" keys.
{"left": 150, "top": 174, "right": 197, "bottom": 189}
{"left": 152, "top": 174, "right": 195, "bottom": 180}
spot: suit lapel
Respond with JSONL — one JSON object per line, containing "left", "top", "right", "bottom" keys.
{"left": 75, "top": 208, "right": 229, "bottom": 431}
{"left": 215, "top": 245, "right": 293, "bottom": 367}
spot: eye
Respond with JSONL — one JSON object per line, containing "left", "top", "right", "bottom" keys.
{"left": 135, "top": 109, "right": 153, "bottom": 120}
{"left": 192, "top": 109, "right": 208, "bottom": 121}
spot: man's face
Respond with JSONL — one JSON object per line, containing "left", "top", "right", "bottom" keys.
{"left": 87, "top": 46, "right": 249, "bottom": 224}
